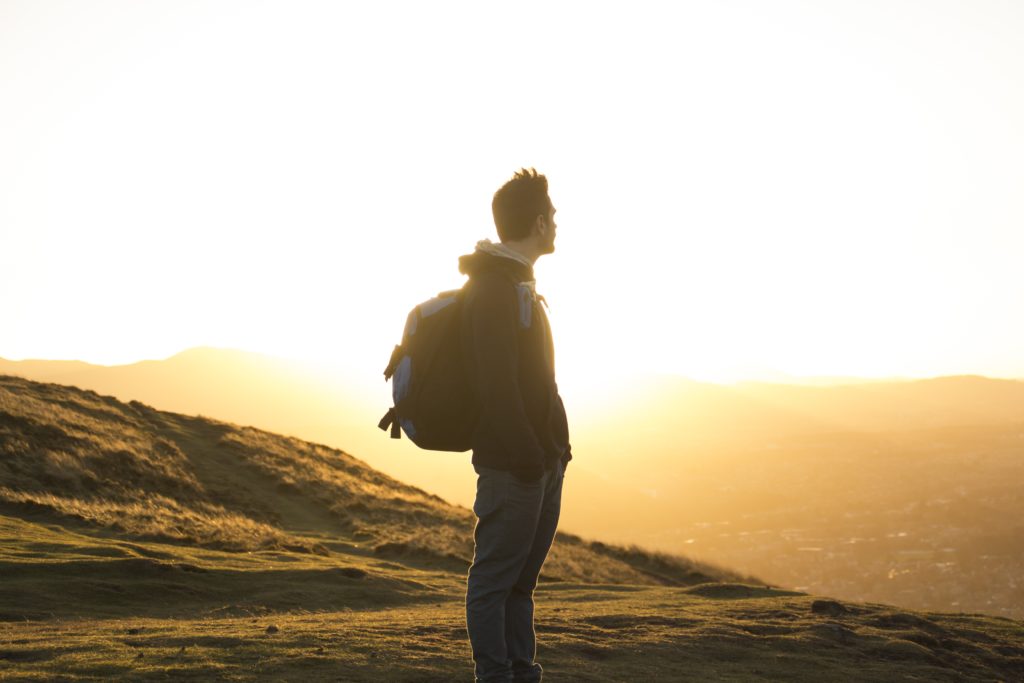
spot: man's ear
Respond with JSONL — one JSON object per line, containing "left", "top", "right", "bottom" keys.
{"left": 534, "top": 214, "right": 548, "bottom": 236}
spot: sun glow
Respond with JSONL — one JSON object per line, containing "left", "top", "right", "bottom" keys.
{"left": 2, "top": 1, "right": 1024, "bottom": 386}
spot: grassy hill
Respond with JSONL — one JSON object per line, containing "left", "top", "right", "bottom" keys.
{"left": 5, "top": 350, "right": 1024, "bottom": 622}
{"left": 0, "top": 374, "right": 731, "bottom": 592}
{"left": 2, "top": 374, "right": 1023, "bottom": 681}
{"left": 0, "top": 347, "right": 472, "bottom": 517}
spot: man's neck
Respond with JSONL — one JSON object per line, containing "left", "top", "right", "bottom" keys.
{"left": 499, "top": 240, "right": 541, "bottom": 265}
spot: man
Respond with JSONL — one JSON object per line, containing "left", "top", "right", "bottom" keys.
{"left": 458, "top": 168, "right": 572, "bottom": 683}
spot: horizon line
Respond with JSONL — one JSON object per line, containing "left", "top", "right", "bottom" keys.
{"left": 2, "top": 345, "right": 1023, "bottom": 388}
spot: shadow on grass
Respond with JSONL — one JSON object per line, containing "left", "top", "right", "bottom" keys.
{"left": 0, "top": 559, "right": 446, "bottom": 621}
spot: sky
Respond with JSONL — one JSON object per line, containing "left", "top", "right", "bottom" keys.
{"left": 2, "top": 0, "right": 1024, "bottom": 388}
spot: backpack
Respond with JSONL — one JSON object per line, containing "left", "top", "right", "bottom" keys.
{"left": 377, "top": 287, "right": 477, "bottom": 452}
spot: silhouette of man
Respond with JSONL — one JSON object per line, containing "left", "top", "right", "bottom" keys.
{"left": 458, "top": 168, "right": 571, "bottom": 683}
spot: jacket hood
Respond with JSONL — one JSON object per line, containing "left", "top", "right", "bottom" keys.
{"left": 458, "top": 243, "right": 535, "bottom": 282}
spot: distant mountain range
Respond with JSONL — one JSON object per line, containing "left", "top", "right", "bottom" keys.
{"left": 0, "top": 346, "right": 374, "bottom": 444}
{"left": 5, "top": 348, "right": 1024, "bottom": 510}
{"left": 4, "top": 349, "right": 1024, "bottom": 619}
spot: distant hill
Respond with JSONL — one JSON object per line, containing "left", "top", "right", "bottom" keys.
{"left": 576, "top": 373, "right": 1024, "bottom": 456}
{"left": 572, "top": 377, "right": 1024, "bottom": 620}
{"left": 0, "top": 346, "right": 375, "bottom": 447}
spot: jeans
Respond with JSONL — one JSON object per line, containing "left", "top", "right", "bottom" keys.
{"left": 466, "top": 461, "right": 565, "bottom": 683}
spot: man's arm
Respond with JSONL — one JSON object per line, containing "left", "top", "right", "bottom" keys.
{"left": 553, "top": 392, "right": 572, "bottom": 469}
{"left": 467, "top": 274, "right": 547, "bottom": 481}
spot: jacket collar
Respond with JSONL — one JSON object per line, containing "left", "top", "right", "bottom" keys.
{"left": 458, "top": 242, "right": 535, "bottom": 283}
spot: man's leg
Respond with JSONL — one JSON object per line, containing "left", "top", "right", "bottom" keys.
{"left": 506, "top": 462, "right": 565, "bottom": 682}
{"left": 466, "top": 467, "right": 545, "bottom": 683}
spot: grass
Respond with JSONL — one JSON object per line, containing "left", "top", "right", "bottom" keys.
{"left": 3, "top": 583, "right": 1023, "bottom": 681}
{"left": 2, "top": 374, "right": 1023, "bottom": 680}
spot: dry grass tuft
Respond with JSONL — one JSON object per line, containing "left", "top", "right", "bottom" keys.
{"left": 0, "top": 487, "right": 292, "bottom": 551}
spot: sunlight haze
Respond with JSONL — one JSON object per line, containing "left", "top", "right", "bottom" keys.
{"left": 3, "top": 0, "right": 1024, "bottom": 386}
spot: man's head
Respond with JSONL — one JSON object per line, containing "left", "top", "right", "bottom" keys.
{"left": 492, "top": 168, "right": 557, "bottom": 257}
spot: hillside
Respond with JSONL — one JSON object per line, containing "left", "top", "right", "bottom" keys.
{"left": 0, "top": 374, "right": 733, "bottom": 594}
{"left": 5, "top": 352, "right": 1024, "bottom": 622}
{"left": 9, "top": 351, "right": 1024, "bottom": 516}
{"left": 2, "top": 374, "right": 1024, "bottom": 681}
{"left": 0, "top": 348, "right": 470, "bottom": 514}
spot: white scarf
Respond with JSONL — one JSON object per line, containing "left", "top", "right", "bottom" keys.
{"left": 474, "top": 239, "right": 534, "bottom": 270}
{"left": 474, "top": 240, "right": 546, "bottom": 305}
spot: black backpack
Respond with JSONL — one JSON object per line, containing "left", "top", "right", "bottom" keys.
{"left": 377, "top": 287, "right": 477, "bottom": 452}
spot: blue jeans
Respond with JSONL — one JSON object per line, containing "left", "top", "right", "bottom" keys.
{"left": 466, "top": 461, "right": 565, "bottom": 683}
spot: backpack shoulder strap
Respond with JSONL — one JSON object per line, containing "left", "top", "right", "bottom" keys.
{"left": 383, "top": 344, "right": 403, "bottom": 381}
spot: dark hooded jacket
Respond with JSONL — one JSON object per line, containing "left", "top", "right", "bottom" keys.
{"left": 458, "top": 249, "right": 571, "bottom": 480}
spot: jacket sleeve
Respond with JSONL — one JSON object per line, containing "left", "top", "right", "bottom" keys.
{"left": 466, "top": 274, "right": 547, "bottom": 475}
{"left": 554, "top": 392, "right": 572, "bottom": 468}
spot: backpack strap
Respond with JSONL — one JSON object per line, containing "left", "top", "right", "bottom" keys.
{"left": 383, "top": 344, "right": 403, "bottom": 381}
{"left": 378, "top": 407, "right": 401, "bottom": 439}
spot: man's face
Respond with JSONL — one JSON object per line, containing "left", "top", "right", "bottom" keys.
{"left": 540, "top": 201, "right": 557, "bottom": 254}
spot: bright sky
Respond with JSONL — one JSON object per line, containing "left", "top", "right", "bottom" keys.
{"left": 3, "top": 0, "right": 1023, "bottom": 388}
